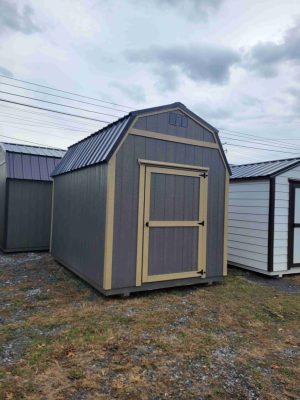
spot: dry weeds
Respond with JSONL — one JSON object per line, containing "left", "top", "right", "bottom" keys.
{"left": 0, "top": 253, "right": 300, "bottom": 399}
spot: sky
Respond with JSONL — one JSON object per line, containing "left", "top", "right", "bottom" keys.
{"left": 0, "top": 0, "right": 300, "bottom": 164}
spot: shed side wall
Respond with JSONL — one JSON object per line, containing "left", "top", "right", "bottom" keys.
{"left": 112, "top": 134, "right": 226, "bottom": 289}
{"left": 51, "top": 164, "right": 107, "bottom": 289}
{"left": 273, "top": 165, "right": 300, "bottom": 271}
{"left": 228, "top": 180, "right": 270, "bottom": 271}
{"left": 5, "top": 179, "right": 52, "bottom": 251}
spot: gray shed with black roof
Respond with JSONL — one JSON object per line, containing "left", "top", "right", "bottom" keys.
{"left": 0, "top": 143, "right": 65, "bottom": 252}
{"left": 51, "top": 103, "right": 230, "bottom": 296}
{"left": 229, "top": 157, "right": 300, "bottom": 276}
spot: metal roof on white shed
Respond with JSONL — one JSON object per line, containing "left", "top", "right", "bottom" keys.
{"left": 231, "top": 157, "right": 300, "bottom": 180}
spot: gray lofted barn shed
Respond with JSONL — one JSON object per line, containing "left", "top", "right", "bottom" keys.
{"left": 0, "top": 143, "right": 65, "bottom": 252}
{"left": 51, "top": 103, "right": 231, "bottom": 296}
{"left": 228, "top": 158, "right": 300, "bottom": 276}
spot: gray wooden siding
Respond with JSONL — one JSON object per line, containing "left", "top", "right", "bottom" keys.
{"left": 112, "top": 134, "right": 226, "bottom": 289}
{"left": 0, "top": 163, "right": 6, "bottom": 249}
{"left": 133, "top": 111, "right": 216, "bottom": 143}
{"left": 150, "top": 173, "right": 200, "bottom": 221}
{"left": 273, "top": 165, "right": 300, "bottom": 271}
{"left": 51, "top": 164, "right": 107, "bottom": 289}
{"left": 228, "top": 180, "right": 270, "bottom": 271}
{"left": 148, "top": 227, "right": 198, "bottom": 275}
{"left": 5, "top": 180, "right": 52, "bottom": 251}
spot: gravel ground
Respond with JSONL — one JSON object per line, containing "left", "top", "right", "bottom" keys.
{"left": 1, "top": 252, "right": 300, "bottom": 400}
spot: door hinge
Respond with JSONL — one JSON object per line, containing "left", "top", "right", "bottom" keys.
{"left": 197, "top": 269, "right": 204, "bottom": 275}
{"left": 200, "top": 172, "right": 208, "bottom": 178}
{"left": 145, "top": 221, "right": 149, "bottom": 227}
{"left": 198, "top": 220, "right": 205, "bottom": 226}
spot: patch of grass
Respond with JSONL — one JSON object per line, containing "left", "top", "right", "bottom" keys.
{"left": 281, "top": 367, "right": 295, "bottom": 377}
{"left": 1, "top": 254, "right": 300, "bottom": 400}
{"left": 177, "top": 331, "right": 187, "bottom": 339}
{"left": 156, "top": 341, "right": 171, "bottom": 351}
{"left": 0, "top": 370, "right": 6, "bottom": 379}
{"left": 67, "top": 367, "right": 85, "bottom": 380}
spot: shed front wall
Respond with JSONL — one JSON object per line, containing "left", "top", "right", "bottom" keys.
{"left": 5, "top": 179, "right": 52, "bottom": 251}
{"left": 134, "top": 111, "right": 216, "bottom": 143}
{"left": 228, "top": 180, "right": 270, "bottom": 271}
{"left": 273, "top": 165, "right": 300, "bottom": 271}
{"left": 112, "top": 134, "right": 226, "bottom": 289}
{"left": 51, "top": 164, "right": 107, "bottom": 290}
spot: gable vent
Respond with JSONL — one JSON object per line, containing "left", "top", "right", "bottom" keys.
{"left": 169, "top": 112, "right": 188, "bottom": 128}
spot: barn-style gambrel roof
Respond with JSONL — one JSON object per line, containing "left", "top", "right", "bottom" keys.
{"left": 52, "top": 102, "right": 231, "bottom": 177}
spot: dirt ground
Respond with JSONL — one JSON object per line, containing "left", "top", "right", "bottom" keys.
{"left": 0, "top": 252, "right": 300, "bottom": 400}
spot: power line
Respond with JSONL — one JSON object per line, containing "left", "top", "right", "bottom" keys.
{"left": 0, "top": 90, "right": 120, "bottom": 118}
{"left": 219, "top": 128, "right": 300, "bottom": 146}
{"left": 0, "top": 103, "right": 101, "bottom": 127}
{"left": 220, "top": 133, "right": 300, "bottom": 152}
{"left": 0, "top": 131, "right": 66, "bottom": 148}
{"left": 224, "top": 142, "right": 300, "bottom": 155}
{"left": 0, "top": 120, "right": 81, "bottom": 141}
{"left": 0, "top": 111, "right": 93, "bottom": 133}
{"left": 0, "top": 98, "right": 113, "bottom": 123}
{"left": 0, "top": 118, "right": 88, "bottom": 135}
{"left": 0, "top": 82, "right": 128, "bottom": 113}
{"left": 0, "top": 74, "right": 135, "bottom": 110}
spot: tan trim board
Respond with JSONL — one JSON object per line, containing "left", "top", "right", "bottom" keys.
{"left": 135, "top": 163, "right": 146, "bottom": 286}
{"left": 199, "top": 175, "right": 208, "bottom": 275}
{"left": 49, "top": 180, "right": 55, "bottom": 253}
{"left": 138, "top": 159, "right": 209, "bottom": 171}
{"left": 129, "top": 128, "right": 219, "bottom": 149}
{"left": 147, "top": 165, "right": 202, "bottom": 178}
{"left": 148, "top": 221, "right": 200, "bottom": 227}
{"left": 142, "top": 167, "right": 151, "bottom": 283}
{"left": 223, "top": 170, "right": 229, "bottom": 276}
{"left": 103, "top": 155, "right": 116, "bottom": 290}
{"left": 143, "top": 270, "right": 201, "bottom": 283}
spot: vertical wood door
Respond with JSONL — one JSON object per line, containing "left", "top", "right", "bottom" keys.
{"left": 137, "top": 163, "right": 208, "bottom": 284}
{"left": 289, "top": 182, "right": 300, "bottom": 268}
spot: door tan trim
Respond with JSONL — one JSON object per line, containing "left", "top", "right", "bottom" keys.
{"left": 136, "top": 163, "right": 146, "bottom": 286}
{"left": 143, "top": 271, "right": 201, "bottom": 283}
{"left": 148, "top": 221, "right": 200, "bottom": 227}
{"left": 146, "top": 165, "right": 202, "bottom": 178}
{"left": 103, "top": 155, "right": 116, "bottom": 290}
{"left": 199, "top": 175, "right": 208, "bottom": 276}
{"left": 49, "top": 180, "right": 55, "bottom": 253}
{"left": 130, "top": 128, "right": 219, "bottom": 149}
{"left": 139, "top": 163, "right": 208, "bottom": 283}
{"left": 138, "top": 159, "right": 209, "bottom": 171}
{"left": 223, "top": 170, "right": 229, "bottom": 276}
{"left": 142, "top": 166, "right": 151, "bottom": 283}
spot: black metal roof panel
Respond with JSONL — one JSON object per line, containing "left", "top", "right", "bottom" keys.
{"left": 0, "top": 142, "right": 65, "bottom": 158}
{"left": 51, "top": 115, "right": 132, "bottom": 176}
{"left": 231, "top": 157, "right": 300, "bottom": 180}
{"left": 0, "top": 142, "right": 66, "bottom": 181}
{"left": 52, "top": 102, "right": 230, "bottom": 177}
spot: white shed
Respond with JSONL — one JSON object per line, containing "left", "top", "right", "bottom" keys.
{"left": 228, "top": 158, "right": 300, "bottom": 277}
